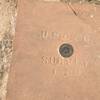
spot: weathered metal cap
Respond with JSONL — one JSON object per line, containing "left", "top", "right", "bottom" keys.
{"left": 59, "top": 43, "right": 74, "bottom": 58}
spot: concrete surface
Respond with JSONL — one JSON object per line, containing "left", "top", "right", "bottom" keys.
{"left": 7, "top": 0, "right": 100, "bottom": 100}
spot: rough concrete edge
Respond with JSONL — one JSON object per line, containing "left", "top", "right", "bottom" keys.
{"left": 0, "top": 0, "right": 17, "bottom": 100}
{"left": 42, "top": 0, "right": 100, "bottom": 5}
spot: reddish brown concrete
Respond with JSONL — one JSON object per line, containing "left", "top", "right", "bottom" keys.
{"left": 7, "top": 1, "right": 100, "bottom": 100}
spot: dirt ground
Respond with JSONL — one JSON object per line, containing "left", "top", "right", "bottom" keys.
{"left": 7, "top": 0, "right": 100, "bottom": 100}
